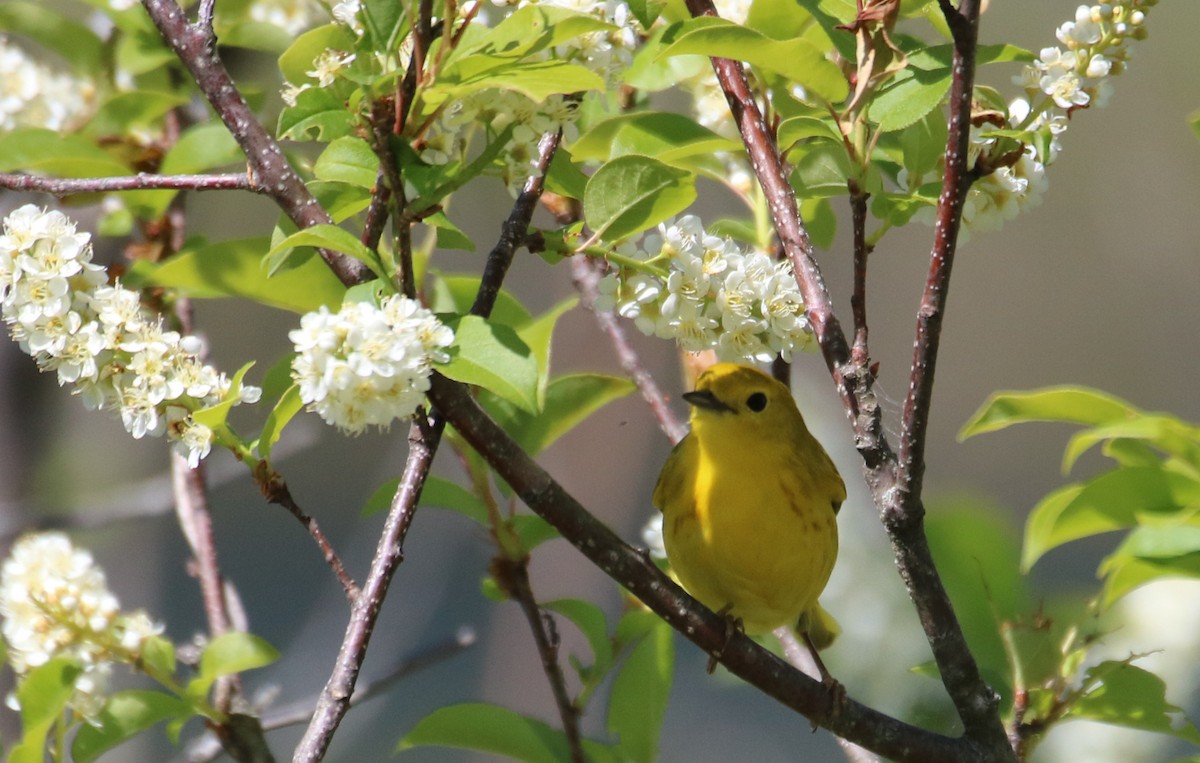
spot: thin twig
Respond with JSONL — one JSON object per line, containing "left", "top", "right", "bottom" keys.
{"left": 0, "top": 172, "right": 261, "bottom": 195}
{"left": 140, "top": 0, "right": 368, "bottom": 288}
{"left": 570, "top": 256, "right": 687, "bottom": 445}
{"left": 494, "top": 557, "right": 585, "bottom": 763}
{"left": 258, "top": 475, "right": 359, "bottom": 602}
{"left": 849, "top": 184, "right": 871, "bottom": 368}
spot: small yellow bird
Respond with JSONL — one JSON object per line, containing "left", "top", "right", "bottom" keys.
{"left": 653, "top": 363, "right": 845, "bottom": 654}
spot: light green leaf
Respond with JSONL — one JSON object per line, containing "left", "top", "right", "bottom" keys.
{"left": 870, "top": 66, "right": 950, "bottom": 133}
{"left": 511, "top": 515, "right": 560, "bottom": 554}
{"left": 266, "top": 224, "right": 386, "bottom": 279}
{"left": 161, "top": 123, "right": 242, "bottom": 175}
{"left": 310, "top": 180, "right": 374, "bottom": 223}
{"left": 608, "top": 614, "right": 673, "bottom": 763}
{"left": 584, "top": 154, "right": 696, "bottom": 241}
{"left": 192, "top": 362, "right": 256, "bottom": 431}
{"left": 545, "top": 598, "right": 614, "bottom": 682}
{"left": 480, "top": 373, "right": 635, "bottom": 456}
{"left": 1069, "top": 661, "right": 1200, "bottom": 745}
{"left": 258, "top": 383, "right": 303, "bottom": 462}
{"left": 278, "top": 86, "right": 355, "bottom": 142}
{"left": 516, "top": 297, "right": 578, "bottom": 408}
{"left": 792, "top": 140, "right": 852, "bottom": 197}
{"left": 189, "top": 633, "right": 279, "bottom": 701}
{"left": 1098, "top": 525, "right": 1200, "bottom": 608}
{"left": 432, "top": 59, "right": 605, "bottom": 104}
{"left": 278, "top": 23, "right": 358, "bottom": 84}
{"left": 72, "top": 691, "right": 192, "bottom": 763}
{"left": 0, "top": 128, "right": 129, "bottom": 177}
{"left": 1190, "top": 109, "right": 1200, "bottom": 142}
{"left": 140, "top": 634, "right": 176, "bottom": 679}
{"left": 1061, "top": 415, "right": 1200, "bottom": 474}
{"left": 127, "top": 237, "right": 345, "bottom": 313}
{"left": 84, "top": 90, "right": 190, "bottom": 138}
{"left": 314, "top": 137, "right": 381, "bottom": 189}
{"left": 439, "top": 315, "right": 539, "bottom": 413}
{"left": 428, "top": 275, "right": 532, "bottom": 327}
{"left": 777, "top": 115, "right": 843, "bottom": 154}
{"left": 657, "top": 17, "right": 848, "bottom": 103}
{"left": 397, "top": 703, "right": 621, "bottom": 762}
{"left": 960, "top": 386, "right": 1138, "bottom": 440}
{"left": 573, "top": 112, "right": 740, "bottom": 163}
{"left": 9, "top": 658, "right": 82, "bottom": 763}
{"left": 216, "top": 20, "right": 294, "bottom": 53}
{"left": 1022, "top": 467, "right": 1200, "bottom": 571}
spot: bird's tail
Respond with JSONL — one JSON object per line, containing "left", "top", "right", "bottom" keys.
{"left": 797, "top": 602, "right": 840, "bottom": 651}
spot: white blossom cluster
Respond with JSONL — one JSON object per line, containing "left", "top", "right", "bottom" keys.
{"left": 248, "top": 0, "right": 328, "bottom": 36}
{"left": 0, "top": 38, "right": 95, "bottom": 132}
{"left": 912, "top": 2, "right": 1151, "bottom": 235}
{"left": 0, "top": 532, "right": 164, "bottom": 721}
{"left": 289, "top": 295, "right": 454, "bottom": 434}
{"left": 594, "top": 216, "right": 812, "bottom": 363}
{"left": 0, "top": 205, "right": 261, "bottom": 468}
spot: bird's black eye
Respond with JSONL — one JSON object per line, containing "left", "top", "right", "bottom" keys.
{"left": 746, "top": 392, "right": 768, "bottom": 412}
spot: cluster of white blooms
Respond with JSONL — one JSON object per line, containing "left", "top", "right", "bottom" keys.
{"left": 0, "top": 38, "right": 95, "bottom": 132}
{"left": 908, "top": 2, "right": 1151, "bottom": 235}
{"left": 289, "top": 295, "right": 454, "bottom": 434}
{"left": 594, "top": 216, "right": 811, "bottom": 362}
{"left": 0, "top": 205, "right": 261, "bottom": 468}
{"left": 0, "top": 532, "right": 164, "bottom": 720}
{"left": 282, "top": 48, "right": 359, "bottom": 107}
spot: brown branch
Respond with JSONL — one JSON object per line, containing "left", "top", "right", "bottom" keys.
{"left": 426, "top": 373, "right": 972, "bottom": 762}
{"left": 570, "top": 256, "right": 687, "bottom": 445}
{"left": 493, "top": 557, "right": 585, "bottom": 763}
{"left": 849, "top": 184, "right": 871, "bottom": 368}
{"left": 0, "top": 172, "right": 262, "bottom": 196}
{"left": 683, "top": 0, "right": 1010, "bottom": 756}
{"left": 292, "top": 413, "right": 443, "bottom": 763}
{"left": 140, "top": 0, "right": 368, "bottom": 288}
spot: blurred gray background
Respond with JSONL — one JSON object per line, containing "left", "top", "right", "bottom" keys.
{"left": 1, "top": 1, "right": 1199, "bottom": 760}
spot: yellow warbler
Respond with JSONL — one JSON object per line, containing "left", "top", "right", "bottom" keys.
{"left": 653, "top": 363, "right": 845, "bottom": 649}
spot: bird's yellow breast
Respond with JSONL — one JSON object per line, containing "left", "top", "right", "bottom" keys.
{"left": 657, "top": 432, "right": 839, "bottom": 634}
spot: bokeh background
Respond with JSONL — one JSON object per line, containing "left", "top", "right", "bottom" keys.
{"left": 2, "top": 1, "right": 1199, "bottom": 760}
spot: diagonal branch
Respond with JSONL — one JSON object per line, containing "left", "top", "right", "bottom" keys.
{"left": 140, "top": 0, "right": 368, "bottom": 288}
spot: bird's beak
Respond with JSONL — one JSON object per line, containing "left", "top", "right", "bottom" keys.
{"left": 682, "top": 390, "right": 734, "bottom": 413}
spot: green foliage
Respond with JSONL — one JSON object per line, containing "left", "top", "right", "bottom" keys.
{"left": 962, "top": 386, "right": 1200, "bottom": 607}
{"left": 72, "top": 691, "right": 192, "bottom": 763}
{"left": 187, "top": 632, "right": 280, "bottom": 705}
{"left": 584, "top": 154, "right": 697, "bottom": 241}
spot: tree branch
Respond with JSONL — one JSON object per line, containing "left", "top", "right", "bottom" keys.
{"left": 682, "top": 0, "right": 1010, "bottom": 756}
{"left": 0, "top": 172, "right": 262, "bottom": 196}
{"left": 257, "top": 475, "right": 359, "bottom": 601}
{"left": 139, "top": 0, "right": 369, "bottom": 288}
{"left": 427, "top": 373, "right": 974, "bottom": 762}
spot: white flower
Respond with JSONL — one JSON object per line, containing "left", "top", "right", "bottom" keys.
{"left": 0, "top": 38, "right": 94, "bottom": 131}
{"left": 0, "top": 533, "right": 163, "bottom": 721}
{"left": 307, "top": 49, "right": 355, "bottom": 87}
{"left": 1036, "top": 47, "right": 1090, "bottom": 109}
{"left": 1057, "top": 5, "right": 1103, "bottom": 46}
{"left": 290, "top": 295, "right": 454, "bottom": 434}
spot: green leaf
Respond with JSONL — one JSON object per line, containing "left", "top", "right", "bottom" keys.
{"left": 657, "top": 18, "right": 848, "bottom": 103}
{"left": 584, "top": 154, "right": 696, "bottom": 241}
{"left": 278, "top": 23, "right": 358, "bottom": 84}
{"left": 516, "top": 297, "right": 577, "bottom": 408}
{"left": 870, "top": 66, "right": 950, "bottom": 133}
{"left": 216, "top": 20, "right": 294, "bottom": 53}
{"left": 397, "top": 703, "right": 621, "bottom": 762}
{"left": 573, "top": 112, "right": 741, "bottom": 163}
{"left": 544, "top": 598, "right": 614, "bottom": 683}
{"left": 1097, "top": 525, "right": 1200, "bottom": 608}
{"left": 266, "top": 224, "right": 386, "bottom": 279}
{"left": 792, "top": 140, "right": 852, "bottom": 197}
{"left": 0, "top": 128, "right": 129, "bottom": 177}
{"left": 362, "top": 474, "right": 489, "bottom": 521}
{"left": 189, "top": 633, "right": 279, "bottom": 701}
{"left": 1061, "top": 415, "right": 1200, "bottom": 474}
{"left": 9, "top": 658, "right": 82, "bottom": 763}
{"left": 428, "top": 275, "right": 532, "bottom": 327}
{"left": 960, "top": 386, "right": 1139, "bottom": 440}
{"left": 72, "top": 691, "right": 191, "bottom": 763}
{"left": 192, "top": 362, "right": 256, "bottom": 431}
{"left": 440, "top": 315, "right": 539, "bottom": 414}
{"left": 431, "top": 59, "right": 605, "bottom": 105}
{"left": 1022, "top": 467, "right": 1200, "bottom": 571}
{"left": 310, "top": 180, "right": 374, "bottom": 223}
{"left": 160, "top": 123, "right": 242, "bottom": 175}
{"left": 278, "top": 86, "right": 355, "bottom": 142}
{"left": 140, "top": 634, "right": 177, "bottom": 679}
{"left": 608, "top": 614, "right": 673, "bottom": 763}
{"left": 0, "top": 2, "right": 105, "bottom": 74}
{"left": 258, "top": 384, "right": 303, "bottom": 461}
{"left": 777, "top": 115, "right": 843, "bottom": 154}
{"left": 481, "top": 373, "right": 635, "bottom": 456}
{"left": 545, "top": 147, "right": 589, "bottom": 201}
{"left": 361, "top": 0, "right": 408, "bottom": 50}
{"left": 426, "top": 210, "right": 476, "bottom": 252}
{"left": 1190, "top": 108, "right": 1200, "bottom": 142}
{"left": 627, "top": 0, "right": 666, "bottom": 28}
{"left": 127, "top": 236, "right": 345, "bottom": 313}
{"left": 1068, "top": 661, "right": 1200, "bottom": 745}
{"left": 896, "top": 110, "right": 948, "bottom": 181}
{"left": 314, "top": 136, "right": 381, "bottom": 189}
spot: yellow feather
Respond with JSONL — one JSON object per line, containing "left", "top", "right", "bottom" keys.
{"left": 653, "top": 363, "right": 845, "bottom": 641}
